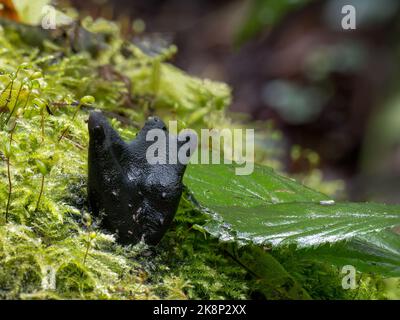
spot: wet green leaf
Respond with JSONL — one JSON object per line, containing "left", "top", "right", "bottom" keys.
{"left": 295, "top": 230, "right": 400, "bottom": 277}
{"left": 184, "top": 163, "right": 400, "bottom": 276}
{"left": 185, "top": 163, "right": 329, "bottom": 208}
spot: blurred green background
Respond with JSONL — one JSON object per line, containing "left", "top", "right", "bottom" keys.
{"left": 61, "top": 0, "right": 400, "bottom": 204}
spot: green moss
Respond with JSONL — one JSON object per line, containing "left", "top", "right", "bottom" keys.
{"left": 0, "top": 16, "right": 388, "bottom": 300}
{"left": 0, "top": 17, "right": 252, "bottom": 300}
{"left": 56, "top": 262, "right": 95, "bottom": 294}
{"left": 0, "top": 253, "right": 42, "bottom": 298}
{"left": 272, "top": 246, "right": 390, "bottom": 300}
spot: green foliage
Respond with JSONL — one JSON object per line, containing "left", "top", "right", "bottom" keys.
{"left": 185, "top": 163, "right": 329, "bottom": 208}
{"left": 0, "top": 16, "right": 251, "bottom": 300}
{"left": 294, "top": 230, "right": 400, "bottom": 277}
{"left": 184, "top": 163, "right": 400, "bottom": 248}
{"left": 236, "top": 0, "right": 311, "bottom": 45}
{"left": 184, "top": 163, "right": 400, "bottom": 298}
{"left": 147, "top": 200, "right": 250, "bottom": 300}
{"left": 0, "top": 11, "right": 398, "bottom": 300}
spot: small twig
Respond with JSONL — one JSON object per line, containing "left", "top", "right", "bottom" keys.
{"left": 51, "top": 101, "right": 79, "bottom": 108}
{"left": 62, "top": 136, "right": 85, "bottom": 150}
{"left": 58, "top": 105, "right": 81, "bottom": 142}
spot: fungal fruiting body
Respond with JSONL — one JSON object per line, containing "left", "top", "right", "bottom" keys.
{"left": 88, "top": 111, "right": 195, "bottom": 245}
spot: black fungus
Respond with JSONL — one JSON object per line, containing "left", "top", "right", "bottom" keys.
{"left": 87, "top": 111, "right": 194, "bottom": 245}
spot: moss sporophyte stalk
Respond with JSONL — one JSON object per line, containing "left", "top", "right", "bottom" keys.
{"left": 0, "top": 13, "right": 398, "bottom": 300}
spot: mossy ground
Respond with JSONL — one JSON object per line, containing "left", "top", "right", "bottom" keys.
{"left": 0, "top": 17, "right": 392, "bottom": 300}
{"left": 0, "top": 17, "right": 253, "bottom": 300}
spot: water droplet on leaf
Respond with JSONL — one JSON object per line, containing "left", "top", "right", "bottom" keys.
{"left": 319, "top": 200, "right": 335, "bottom": 206}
